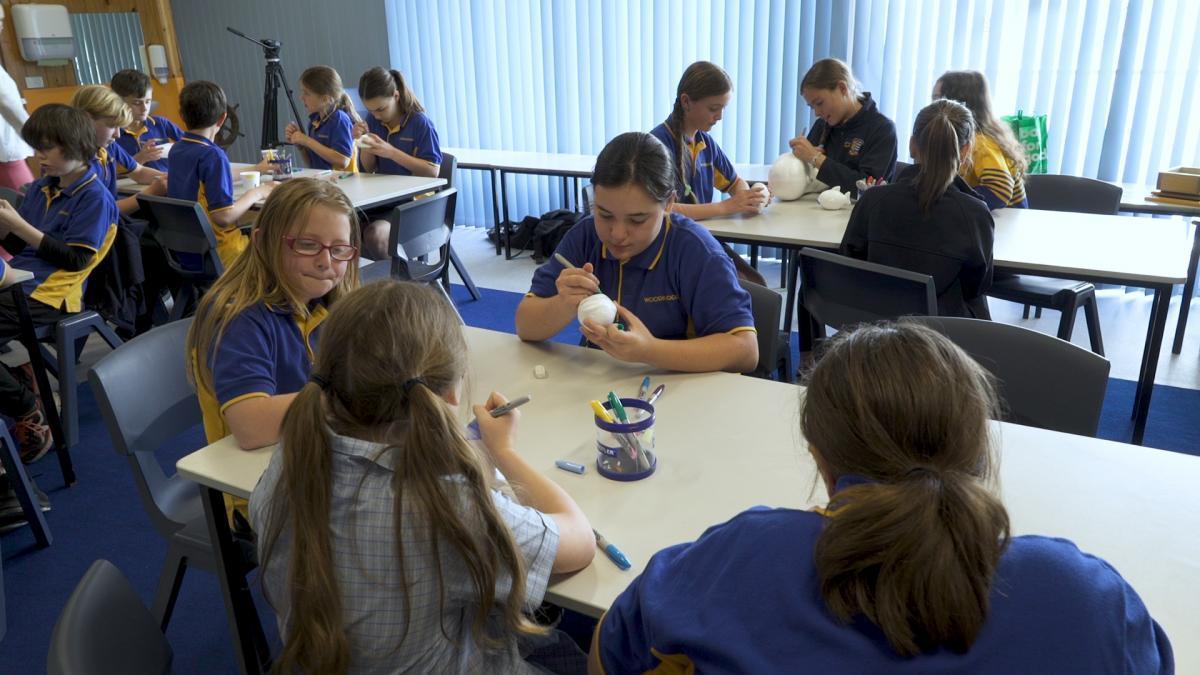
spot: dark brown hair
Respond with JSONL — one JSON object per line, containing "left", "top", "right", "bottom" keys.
{"left": 801, "top": 58, "right": 862, "bottom": 97}
{"left": 801, "top": 321, "right": 1010, "bottom": 657}
{"left": 179, "top": 80, "right": 226, "bottom": 130}
{"left": 911, "top": 99, "right": 975, "bottom": 213}
{"left": 110, "top": 69, "right": 151, "bottom": 98}
{"left": 665, "top": 61, "right": 732, "bottom": 198}
{"left": 21, "top": 104, "right": 99, "bottom": 162}
{"left": 591, "top": 132, "right": 676, "bottom": 205}
{"left": 300, "top": 65, "right": 363, "bottom": 126}
{"left": 358, "top": 66, "right": 424, "bottom": 117}
{"left": 935, "top": 70, "right": 1027, "bottom": 179}
{"left": 259, "top": 280, "right": 546, "bottom": 672}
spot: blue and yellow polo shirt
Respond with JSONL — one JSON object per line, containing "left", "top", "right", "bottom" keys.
{"left": 528, "top": 213, "right": 755, "bottom": 341}
{"left": 12, "top": 165, "right": 119, "bottom": 312}
{"left": 93, "top": 141, "right": 138, "bottom": 197}
{"left": 305, "top": 108, "right": 356, "bottom": 172}
{"left": 649, "top": 123, "right": 738, "bottom": 204}
{"left": 364, "top": 111, "right": 442, "bottom": 175}
{"left": 195, "top": 301, "right": 328, "bottom": 443}
{"left": 116, "top": 115, "right": 184, "bottom": 172}
{"left": 168, "top": 132, "right": 244, "bottom": 267}
{"left": 964, "top": 133, "right": 1028, "bottom": 209}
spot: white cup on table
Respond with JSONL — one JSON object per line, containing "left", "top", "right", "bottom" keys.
{"left": 239, "top": 171, "right": 261, "bottom": 188}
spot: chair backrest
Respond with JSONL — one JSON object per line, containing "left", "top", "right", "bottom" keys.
{"left": 136, "top": 193, "right": 225, "bottom": 280}
{"left": 438, "top": 152, "right": 457, "bottom": 189}
{"left": 738, "top": 279, "right": 783, "bottom": 379}
{"left": 906, "top": 316, "right": 1110, "bottom": 436}
{"left": 48, "top": 560, "right": 173, "bottom": 675}
{"left": 798, "top": 248, "right": 938, "bottom": 331}
{"left": 1025, "top": 174, "right": 1123, "bottom": 215}
{"left": 387, "top": 187, "right": 458, "bottom": 282}
{"left": 582, "top": 184, "right": 594, "bottom": 213}
{"left": 893, "top": 160, "right": 912, "bottom": 178}
{"left": 89, "top": 318, "right": 202, "bottom": 537}
{"left": 0, "top": 186, "right": 22, "bottom": 209}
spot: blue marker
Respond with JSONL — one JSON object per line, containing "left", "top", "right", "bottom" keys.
{"left": 638, "top": 376, "right": 651, "bottom": 400}
{"left": 594, "top": 529, "right": 631, "bottom": 570}
{"left": 555, "top": 459, "right": 586, "bottom": 474}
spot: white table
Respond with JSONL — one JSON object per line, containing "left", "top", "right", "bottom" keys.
{"left": 703, "top": 199, "right": 1191, "bottom": 445}
{"left": 118, "top": 164, "right": 446, "bottom": 211}
{"left": 178, "top": 327, "right": 1200, "bottom": 675}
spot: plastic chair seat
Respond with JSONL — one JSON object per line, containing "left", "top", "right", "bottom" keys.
{"left": 989, "top": 275, "right": 1104, "bottom": 355}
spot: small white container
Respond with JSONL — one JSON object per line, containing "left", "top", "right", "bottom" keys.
{"left": 239, "top": 171, "right": 261, "bottom": 188}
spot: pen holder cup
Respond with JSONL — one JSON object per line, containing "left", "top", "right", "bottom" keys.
{"left": 595, "top": 398, "right": 656, "bottom": 481}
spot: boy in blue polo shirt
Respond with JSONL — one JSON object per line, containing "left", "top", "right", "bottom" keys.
{"left": 110, "top": 69, "right": 183, "bottom": 173}
{"left": 71, "top": 85, "right": 164, "bottom": 215}
{"left": 0, "top": 104, "right": 118, "bottom": 462}
{"left": 169, "top": 81, "right": 275, "bottom": 268}
{"left": 516, "top": 132, "right": 757, "bottom": 374}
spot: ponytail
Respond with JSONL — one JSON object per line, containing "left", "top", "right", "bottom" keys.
{"left": 666, "top": 99, "right": 689, "bottom": 199}
{"left": 911, "top": 99, "right": 975, "bottom": 213}
{"left": 665, "top": 61, "right": 732, "bottom": 202}
{"left": 337, "top": 92, "right": 362, "bottom": 126}
{"left": 801, "top": 321, "right": 1010, "bottom": 657}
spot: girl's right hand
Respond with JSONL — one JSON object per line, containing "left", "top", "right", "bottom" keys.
{"left": 352, "top": 120, "right": 369, "bottom": 138}
{"left": 473, "top": 391, "right": 520, "bottom": 459}
{"left": 357, "top": 133, "right": 387, "bottom": 152}
{"left": 727, "top": 188, "right": 767, "bottom": 215}
{"left": 555, "top": 262, "right": 600, "bottom": 308}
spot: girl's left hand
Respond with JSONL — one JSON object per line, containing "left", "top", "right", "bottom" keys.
{"left": 581, "top": 304, "right": 654, "bottom": 363}
{"left": 352, "top": 120, "right": 369, "bottom": 138}
{"left": 789, "top": 135, "right": 820, "bottom": 163}
{"left": 357, "top": 133, "right": 387, "bottom": 152}
{"left": 0, "top": 199, "right": 19, "bottom": 229}
{"left": 285, "top": 123, "right": 308, "bottom": 147}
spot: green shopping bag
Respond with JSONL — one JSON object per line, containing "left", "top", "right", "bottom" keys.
{"left": 1002, "top": 110, "right": 1048, "bottom": 174}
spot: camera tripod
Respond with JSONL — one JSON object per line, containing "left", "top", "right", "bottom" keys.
{"left": 227, "top": 27, "right": 304, "bottom": 150}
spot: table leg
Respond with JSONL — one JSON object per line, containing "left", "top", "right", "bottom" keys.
{"left": 202, "top": 488, "right": 269, "bottom": 675}
{"left": 489, "top": 168, "right": 502, "bottom": 256}
{"left": 10, "top": 288, "right": 72, "bottom": 486}
{"left": 1170, "top": 222, "right": 1199, "bottom": 354}
{"left": 501, "top": 170, "right": 514, "bottom": 259}
{"left": 1130, "top": 286, "right": 1170, "bottom": 445}
{"left": 783, "top": 249, "right": 801, "bottom": 336}
{"left": 561, "top": 175, "right": 570, "bottom": 211}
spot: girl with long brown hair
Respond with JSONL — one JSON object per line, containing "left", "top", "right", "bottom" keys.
{"left": 250, "top": 280, "right": 594, "bottom": 673}
{"left": 286, "top": 65, "right": 361, "bottom": 172}
{"left": 841, "top": 99, "right": 995, "bottom": 318}
{"left": 591, "top": 322, "right": 1172, "bottom": 672}
{"left": 935, "top": 70, "right": 1029, "bottom": 209}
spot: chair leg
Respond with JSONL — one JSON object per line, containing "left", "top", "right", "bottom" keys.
{"left": 54, "top": 328, "right": 79, "bottom": 449}
{"left": 433, "top": 281, "right": 464, "bottom": 325}
{"left": 1022, "top": 304, "right": 1031, "bottom": 319}
{"left": 749, "top": 244, "right": 759, "bottom": 268}
{"left": 153, "top": 546, "right": 189, "bottom": 631}
{"left": 1055, "top": 299, "right": 1081, "bottom": 343}
{"left": 1035, "top": 307, "right": 1043, "bottom": 319}
{"left": 0, "top": 432, "right": 51, "bottom": 548}
{"left": 449, "top": 245, "right": 481, "bottom": 301}
{"left": 1084, "top": 295, "right": 1105, "bottom": 356}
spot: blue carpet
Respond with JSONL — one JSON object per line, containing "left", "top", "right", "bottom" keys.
{"left": 1, "top": 283, "right": 1196, "bottom": 673}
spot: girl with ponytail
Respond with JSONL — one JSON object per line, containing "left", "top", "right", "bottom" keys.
{"left": 840, "top": 99, "right": 995, "bottom": 318}
{"left": 287, "top": 65, "right": 361, "bottom": 172}
{"left": 592, "top": 322, "right": 1172, "bottom": 673}
{"left": 250, "top": 280, "right": 594, "bottom": 673}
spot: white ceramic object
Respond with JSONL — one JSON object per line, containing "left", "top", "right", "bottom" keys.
{"left": 577, "top": 293, "right": 617, "bottom": 326}
{"left": 818, "top": 187, "right": 852, "bottom": 210}
{"left": 767, "top": 152, "right": 815, "bottom": 201}
{"left": 239, "top": 171, "right": 261, "bottom": 188}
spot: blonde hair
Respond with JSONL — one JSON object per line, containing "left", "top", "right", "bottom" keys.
{"left": 801, "top": 58, "right": 862, "bottom": 99}
{"left": 260, "top": 280, "right": 547, "bottom": 672}
{"left": 70, "top": 85, "right": 133, "bottom": 128}
{"left": 186, "top": 178, "right": 361, "bottom": 397}
{"left": 300, "top": 65, "right": 362, "bottom": 126}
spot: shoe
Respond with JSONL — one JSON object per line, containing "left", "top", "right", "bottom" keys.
{"left": 14, "top": 362, "right": 40, "bottom": 397}
{"left": 33, "top": 481, "right": 50, "bottom": 512}
{"left": 15, "top": 406, "right": 54, "bottom": 464}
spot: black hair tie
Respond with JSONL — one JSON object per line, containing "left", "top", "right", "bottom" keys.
{"left": 402, "top": 377, "right": 428, "bottom": 395}
{"left": 310, "top": 373, "right": 331, "bottom": 391}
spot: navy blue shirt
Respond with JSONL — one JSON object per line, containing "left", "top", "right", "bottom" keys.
{"left": 92, "top": 142, "right": 137, "bottom": 197}
{"left": 649, "top": 123, "right": 738, "bottom": 204}
{"left": 305, "top": 109, "right": 355, "bottom": 171}
{"left": 364, "top": 112, "right": 442, "bottom": 175}
{"left": 115, "top": 115, "right": 183, "bottom": 172}
{"left": 807, "top": 93, "right": 898, "bottom": 192}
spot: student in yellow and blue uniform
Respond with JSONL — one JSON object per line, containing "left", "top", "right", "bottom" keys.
{"left": 70, "top": 85, "right": 164, "bottom": 216}
{"left": 0, "top": 104, "right": 118, "bottom": 464}
{"left": 186, "top": 178, "right": 360, "bottom": 525}
{"left": 110, "top": 69, "right": 183, "bottom": 173}
{"left": 355, "top": 66, "right": 443, "bottom": 259}
{"left": 169, "top": 81, "right": 276, "bottom": 268}
{"left": 934, "top": 71, "right": 1028, "bottom": 209}
{"left": 516, "top": 132, "right": 758, "bottom": 374}
{"left": 284, "top": 66, "right": 359, "bottom": 173}
{"left": 593, "top": 322, "right": 1173, "bottom": 674}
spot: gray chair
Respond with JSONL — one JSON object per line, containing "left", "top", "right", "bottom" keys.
{"left": 48, "top": 560, "right": 172, "bottom": 675}
{"left": 136, "top": 193, "right": 226, "bottom": 323}
{"left": 907, "top": 316, "right": 1111, "bottom": 436}
{"left": 88, "top": 318, "right": 218, "bottom": 630}
{"left": 739, "top": 279, "right": 791, "bottom": 381}
{"left": 796, "top": 247, "right": 937, "bottom": 351}
{"left": 581, "top": 184, "right": 594, "bottom": 212}
{"left": 987, "top": 174, "right": 1118, "bottom": 355}
{"left": 0, "top": 186, "right": 22, "bottom": 209}
{"left": 437, "top": 153, "right": 481, "bottom": 301}
{"left": 364, "top": 187, "right": 462, "bottom": 318}
{"left": 33, "top": 313, "right": 124, "bottom": 449}
{"left": 0, "top": 419, "right": 51, "bottom": 548}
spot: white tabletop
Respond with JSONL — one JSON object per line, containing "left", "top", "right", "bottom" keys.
{"left": 703, "top": 197, "right": 1191, "bottom": 286}
{"left": 177, "top": 327, "right": 1199, "bottom": 669}
{"left": 442, "top": 147, "right": 596, "bottom": 176}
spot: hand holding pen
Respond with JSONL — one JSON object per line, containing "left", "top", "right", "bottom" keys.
{"left": 553, "top": 252, "right": 601, "bottom": 307}
{"left": 470, "top": 392, "right": 531, "bottom": 455}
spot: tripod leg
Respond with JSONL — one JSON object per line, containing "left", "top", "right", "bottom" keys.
{"left": 262, "top": 65, "right": 279, "bottom": 149}
{"left": 273, "top": 62, "right": 305, "bottom": 132}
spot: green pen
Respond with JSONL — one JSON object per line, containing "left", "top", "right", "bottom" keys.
{"left": 607, "top": 391, "right": 628, "bottom": 423}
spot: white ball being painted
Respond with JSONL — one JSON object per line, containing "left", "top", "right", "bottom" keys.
{"left": 818, "top": 187, "right": 852, "bottom": 210}
{"left": 767, "top": 153, "right": 813, "bottom": 201}
{"left": 577, "top": 294, "right": 618, "bottom": 326}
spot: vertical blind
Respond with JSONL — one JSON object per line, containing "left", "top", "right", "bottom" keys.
{"left": 387, "top": 0, "right": 1200, "bottom": 228}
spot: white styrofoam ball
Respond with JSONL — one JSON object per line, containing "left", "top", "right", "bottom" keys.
{"left": 577, "top": 294, "right": 618, "bottom": 326}
{"left": 817, "top": 187, "right": 852, "bottom": 210}
{"left": 750, "top": 182, "right": 769, "bottom": 194}
{"left": 768, "top": 152, "right": 812, "bottom": 201}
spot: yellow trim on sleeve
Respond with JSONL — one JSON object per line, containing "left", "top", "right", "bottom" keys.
{"left": 207, "top": 205, "right": 234, "bottom": 213}
{"left": 218, "top": 391, "right": 270, "bottom": 415}
{"left": 728, "top": 326, "right": 758, "bottom": 335}
{"left": 66, "top": 242, "right": 99, "bottom": 253}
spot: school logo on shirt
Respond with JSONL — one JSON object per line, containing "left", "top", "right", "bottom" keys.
{"left": 846, "top": 138, "right": 865, "bottom": 157}
{"left": 644, "top": 294, "right": 680, "bottom": 303}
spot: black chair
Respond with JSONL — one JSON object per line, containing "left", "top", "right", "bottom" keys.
{"left": 987, "top": 174, "right": 1118, "bottom": 355}
{"left": 0, "top": 186, "right": 22, "bottom": 209}
{"left": 34, "top": 313, "right": 124, "bottom": 449}
{"left": 365, "top": 187, "right": 462, "bottom": 318}
{"left": 907, "top": 316, "right": 1110, "bottom": 436}
{"left": 47, "top": 560, "right": 173, "bottom": 675}
{"left": 796, "top": 248, "right": 938, "bottom": 351}
{"left": 88, "top": 318, "right": 219, "bottom": 631}
{"left": 581, "top": 184, "right": 594, "bottom": 212}
{"left": 893, "top": 160, "right": 912, "bottom": 178}
{"left": 739, "top": 279, "right": 791, "bottom": 381}
{"left": 136, "top": 193, "right": 226, "bottom": 322}
{"left": 436, "top": 153, "right": 481, "bottom": 301}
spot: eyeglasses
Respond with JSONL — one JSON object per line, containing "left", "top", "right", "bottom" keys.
{"left": 283, "top": 236, "right": 358, "bottom": 261}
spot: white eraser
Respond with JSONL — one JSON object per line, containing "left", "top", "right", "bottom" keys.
{"left": 534, "top": 365, "right": 548, "bottom": 379}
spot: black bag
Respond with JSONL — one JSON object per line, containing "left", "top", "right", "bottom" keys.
{"left": 487, "top": 216, "right": 539, "bottom": 251}
{"left": 531, "top": 209, "right": 581, "bottom": 263}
